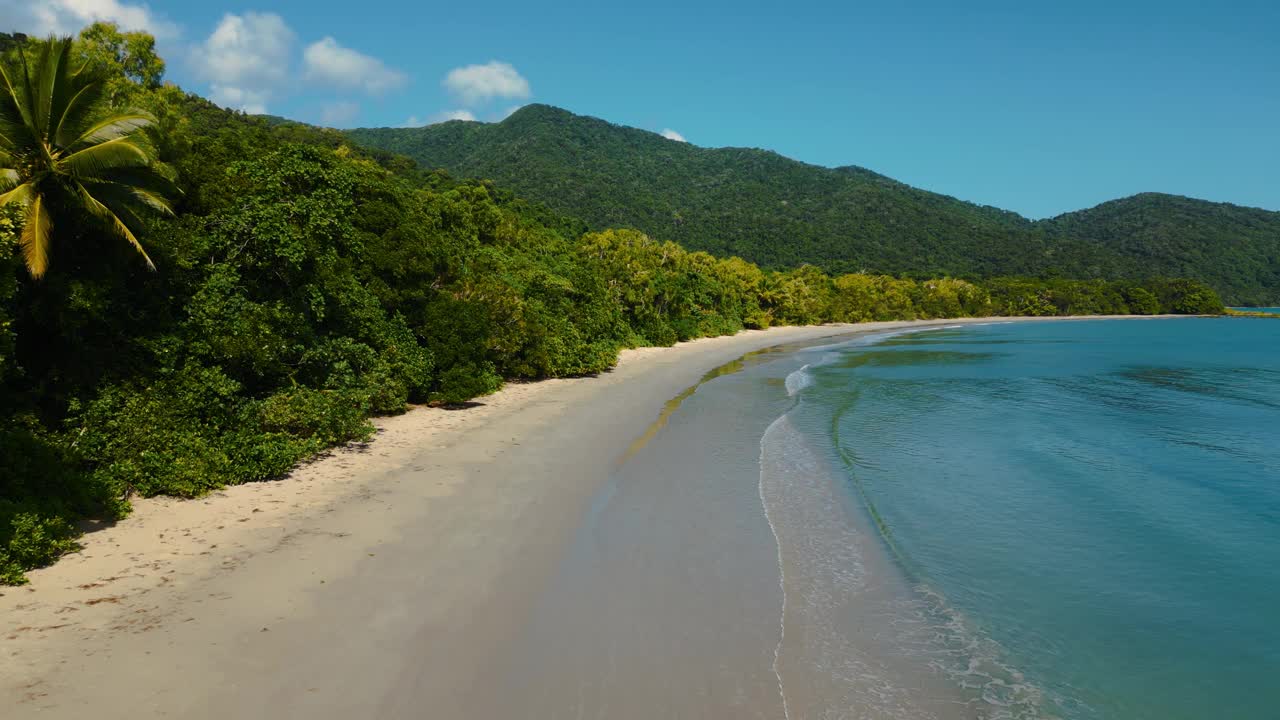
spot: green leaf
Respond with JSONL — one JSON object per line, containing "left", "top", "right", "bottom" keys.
{"left": 56, "top": 136, "right": 152, "bottom": 178}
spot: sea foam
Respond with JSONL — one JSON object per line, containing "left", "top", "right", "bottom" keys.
{"left": 784, "top": 365, "right": 813, "bottom": 396}
{"left": 758, "top": 413, "right": 959, "bottom": 719}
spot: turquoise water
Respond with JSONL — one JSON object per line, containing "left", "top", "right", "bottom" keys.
{"left": 1231, "top": 307, "right": 1280, "bottom": 314}
{"left": 789, "top": 318, "right": 1280, "bottom": 718}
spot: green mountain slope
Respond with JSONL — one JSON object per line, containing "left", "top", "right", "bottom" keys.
{"left": 347, "top": 105, "right": 1077, "bottom": 277}
{"left": 1040, "top": 193, "right": 1280, "bottom": 306}
{"left": 348, "top": 105, "right": 1279, "bottom": 304}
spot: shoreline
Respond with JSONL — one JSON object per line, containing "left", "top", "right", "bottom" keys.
{"left": 1, "top": 314, "right": 1194, "bottom": 716}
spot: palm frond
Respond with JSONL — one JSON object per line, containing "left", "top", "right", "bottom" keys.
{"left": 12, "top": 45, "right": 37, "bottom": 129}
{"left": 21, "top": 192, "right": 53, "bottom": 278}
{"left": 83, "top": 176, "right": 177, "bottom": 217}
{"left": 88, "top": 180, "right": 179, "bottom": 226}
{"left": 0, "top": 59, "right": 37, "bottom": 151}
{"left": 0, "top": 168, "right": 18, "bottom": 193}
{"left": 73, "top": 181, "right": 156, "bottom": 271}
{"left": 121, "top": 185, "right": 175, "bottom": 215}
{"left": 51, "top": 72, "right": 108, "bottom": 150}
{"left": 34, "top": 38, "right": 74, "bottom": 138}
{"left": 44, "top": 39, "right": 79, "bottom": 136}
{"left": 0, "top": 180, "right": 32, "bottom": 207}
{"left": 88, "top": 165, "right": 183, "bottom": 202}
{"left": 31, "top": 39, "right": 54, "bottom": 133}
{"left": 57, "top": 136, "right": 152, "bottom": 179}
{"left": 62, "top": 112, "right": 155, "bottom": 152}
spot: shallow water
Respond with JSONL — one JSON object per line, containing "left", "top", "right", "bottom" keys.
{"left": 492, "top": 318, "right": 1280, "bottom": 719}
{"left": 794, "top": 317, "right": 1280, "bottom": 719}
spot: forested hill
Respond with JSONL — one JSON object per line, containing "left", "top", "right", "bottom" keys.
{"left": 348, "top": 105, "right": 1280, "bottom": 304}
{"left": 1039, "top": 194, "right": 1280, "bottom": 306}
{"left": 346, "top": 105, "right": 1082, "bottom": 279}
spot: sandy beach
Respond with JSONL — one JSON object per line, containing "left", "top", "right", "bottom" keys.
{"left": 0, "top": 317, "right": 1165, "bottom": 718}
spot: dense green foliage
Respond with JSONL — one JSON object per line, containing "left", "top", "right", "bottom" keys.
{"left": 0, "top": 31, "right": 1223, "bottom": 584}
{"left": 0, "top": 36, "right": 178, "bottom": 277}
{"left": 0, "top": 33, "right": 28, "bottom": 54}
{"left": 1038, "top": 194, "right": 1280, "bottom": 307}
{"left": 349, "top": 105, "right": 1280, "bottom": 305}
{"left": 347, "top": 106, "right": 1071, "bottom": 278}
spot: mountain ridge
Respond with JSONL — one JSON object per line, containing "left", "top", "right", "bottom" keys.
{"left": 347, "top": 104, "right": 1280, "bottom": 304}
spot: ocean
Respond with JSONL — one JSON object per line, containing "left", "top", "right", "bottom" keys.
{"left": 493, "top": 317, "right": 1280, "bottom": 719}
{"left": 781, "top": 317, "right": 1280, "bottom": 718}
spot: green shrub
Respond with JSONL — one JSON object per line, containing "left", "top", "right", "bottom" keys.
{"left": 433, "top": 362, "right": 503, "bottom": 404}
{"left": 0, "top": 512, "right": 79, "bottom": 585}
{"left": 1124, "top": 287, "right": 1161, "bottom": 315}
{"left": 257, "top": 388, "right": 374, "bottom": 446}
{"left": 0, "top": 427, "right": 105, "bottom": 584}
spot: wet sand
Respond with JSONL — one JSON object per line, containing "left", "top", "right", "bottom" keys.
{"left": 0, "top": 317, "right": 1157, "bottom": 718}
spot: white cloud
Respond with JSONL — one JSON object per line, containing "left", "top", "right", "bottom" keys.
{"left": 208, "top": 86, "right": 269, "bottom": 115}
{"left": 3, "top": 0, "right": 178, "bottom": 39}
{"left": 320, "top": 101, "right": 360, "bottom": 127}
{"left": 433, "top": 109, "right": 478, "bottom": 123}
{"left": 190, "top": 12, "right": 295, "bottom": 114}
{"left": 443, "top": 61, "right": 531, "bottom": 106}
{"left": 303, "top": 37, "right": 407, "bottom": 96}
{"left": 402, "top": 110, "right": 479, "bottom": 127}
{"left": 661, "top": 128, "right": 687, "bottom": 143}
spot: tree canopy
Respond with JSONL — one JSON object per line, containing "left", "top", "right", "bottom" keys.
{"left": 0, "top": 29, "right": 1224, "bottom": 584}
{"left": 349, "top": 105, "right": 1280, "bottom": 305}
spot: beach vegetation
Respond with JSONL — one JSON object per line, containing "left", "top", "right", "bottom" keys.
{"left": 0, "top": 30, "right": 1225, "bottom": 583}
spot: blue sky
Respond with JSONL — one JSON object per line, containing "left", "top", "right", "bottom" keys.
{"left": 7, "top": 0, "right": 1277, "bottom": 218}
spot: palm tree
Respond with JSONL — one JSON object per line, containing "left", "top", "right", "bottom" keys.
{"left": 0, "top": 36, "right": 177, "bottom": 278}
